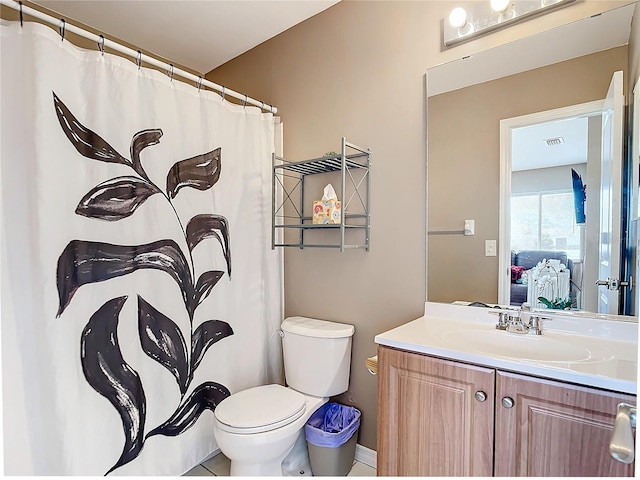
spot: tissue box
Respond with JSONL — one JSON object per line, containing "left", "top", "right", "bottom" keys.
{"left": 312, "top": 200, "right": 341, "bottom": 224}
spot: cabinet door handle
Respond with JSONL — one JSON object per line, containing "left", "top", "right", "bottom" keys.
{"left": 610, "top": 402, "right": 636, "bottom": 464}
{"left": 501, "top": 396, "right": 514, "bottom": 408}
{"left": 475, "top": 391, "right": 487, "bottom": 402}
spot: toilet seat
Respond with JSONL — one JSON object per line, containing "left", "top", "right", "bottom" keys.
{"left": 214, "top": 384, "right": 306, "bottom": 434}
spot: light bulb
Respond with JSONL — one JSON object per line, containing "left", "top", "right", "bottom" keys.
{"left": 448, "top": 7, "right": 467, "bottom": 28}
{"left": 490, "top": 0, "right": 511, "bottom": 13}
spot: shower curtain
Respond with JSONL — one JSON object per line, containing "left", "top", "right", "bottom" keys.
{"left": 0, "top": 20, "right": 283, "bottom": 476}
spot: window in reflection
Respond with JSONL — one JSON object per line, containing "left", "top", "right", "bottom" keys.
{"left": 512, "top": 192, "right": 583, "bottom": 260}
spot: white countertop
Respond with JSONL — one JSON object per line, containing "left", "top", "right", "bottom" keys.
{"left": 374, "top": 302, "right": 638, "bottom": 394}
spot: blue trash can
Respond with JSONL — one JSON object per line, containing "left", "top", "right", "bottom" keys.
{"left": 305, "top": 402, "right": 361, "bottom": 476}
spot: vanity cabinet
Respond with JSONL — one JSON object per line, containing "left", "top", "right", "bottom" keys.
{"left": 377, "top": 345, "right": 636, "bottom": 477}
{"left": 495, "top": 370, "right": 635, "bottom": 476}
{"left": 377, "top": 346, "right": 494, "bottom": 476}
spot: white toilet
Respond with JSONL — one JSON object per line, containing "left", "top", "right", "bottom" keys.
{"left": 213, "top": 316, "right": 355, "bottom": 476}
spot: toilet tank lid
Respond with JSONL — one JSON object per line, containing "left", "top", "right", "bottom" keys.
{"left": 282, "top": 316, "right": 355, "bottom": 338}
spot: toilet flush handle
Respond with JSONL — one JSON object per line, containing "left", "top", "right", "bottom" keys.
{"left": 277, "top": 329, "right": 285, "bottom": 338}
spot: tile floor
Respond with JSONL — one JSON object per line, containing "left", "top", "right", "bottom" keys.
{"left": 183, "top": 451, "right": 376, "bottom": 476}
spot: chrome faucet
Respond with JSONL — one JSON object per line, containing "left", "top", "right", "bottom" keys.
{"left": 489, "top": 307, "right": 551, "bottom": 335}
{"left": 506, "top": 314, "right": 528, "bottom": 334}
{"left": 526, "top": 316, "right": 548, "bottom": 335}
{"left": 510, "top": 313, "right": 551, "bottom": 335}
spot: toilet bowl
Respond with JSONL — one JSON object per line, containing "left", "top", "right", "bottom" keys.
{"left": 213, "top": 316, "right": 355, "bottom": 476}
{"left": 213, "top": 384, "right": 327, "bottom": 476}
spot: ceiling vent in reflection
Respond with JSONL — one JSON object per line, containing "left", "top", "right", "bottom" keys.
{"left": 543, "top": 137, "right": 564, "bottom": 146}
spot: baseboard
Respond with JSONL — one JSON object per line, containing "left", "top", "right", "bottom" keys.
{"left": 204, "top": 444, "right": 377, "bottom": 470}
{"left": 355, "top": 444, "right": 377, "bottom": 469}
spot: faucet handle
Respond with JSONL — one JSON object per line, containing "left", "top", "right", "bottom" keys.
{"left": 528, "top": 315, "right": 552, "bottom": 335}
{"left": 496, "top": 312, "right": 509, "bottom": 330}
{"left": 487, "top": 308, "right": 519, "bottom": 330}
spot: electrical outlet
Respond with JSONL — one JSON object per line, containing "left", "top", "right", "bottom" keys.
{"left": 485, "top": 240, "right": 497, "bottom": 256}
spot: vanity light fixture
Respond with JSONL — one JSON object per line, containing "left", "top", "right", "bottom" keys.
{"left": 448, "top": 7, "right": 475, "bottom": 36}
{"left": 444, "top": 0, "right": 575, "bottom": 47}
{"left": 492, "top": 0, "right": 517, "bottom": 23}
{"left": 490, "top": 0, "right": 511, "bottom": 13}
{"left": 449, "top": 7, "right": 468, "bottom": 28}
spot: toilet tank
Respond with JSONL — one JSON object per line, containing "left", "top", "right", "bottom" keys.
{"left": 281, "top": 316, "right": 355, "bottom": 397}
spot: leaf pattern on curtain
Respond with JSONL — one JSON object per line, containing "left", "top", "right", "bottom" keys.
{"left": 75, "top": 176, "right": 161, "bottom": 221}
{"left": 80, "top": 296, "right": 146, "bottom": 475}
{"left": 53, "top": 93, "right": 233, "bottom": 474}
{"left": 186, "top": 214, "right": 232, "bottom": 277}
{"left": 137, "top": 296, "right": 190, "bottom": 396}
{"left": 56, "top": 239, "right": 194, "bottom": 318}
{"left": 166, "top": 148, "right": 221, "bottom": 199}
{"left": 146, "top": 382, "right": 231, "bottom": 438}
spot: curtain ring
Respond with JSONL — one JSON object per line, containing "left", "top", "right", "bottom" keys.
{"left": 221, "top": 86, "right": 225, "bottom": 101}
{"left": 242, "top": 94, "right": 247, "bottom": 109}
{"left": 19, "top": 1, "right": 23, "bottom": 27}
{"left": 261, "top": 101, "right": 264, "bottom": 111}
{"left": 270, "top": 105, "right": 274, "bottom": 114}
{"left": 136, "top": 50, "right": 142, "bottom": 70}
{"left": 196, "top": 76, "right": 203, "bottom": 92}
{"left": 58, "top": 19, "right": 65, "bottom": 41}
{"left": 167, "top": 64, "right": 174, "bottom": 81}
{"left": 97, "top": 35, "right": 105, "bottom": 56}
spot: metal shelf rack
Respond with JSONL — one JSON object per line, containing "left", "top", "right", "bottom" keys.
{"left": 272, "top": 137, "right": 371, "bottom": 251}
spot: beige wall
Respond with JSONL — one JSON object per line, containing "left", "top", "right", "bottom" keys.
{"left": 428, "top": 47, "right": 628, "bottom": 305}
{"left": 208, "top": 1, "right": 633, "bottom": 451}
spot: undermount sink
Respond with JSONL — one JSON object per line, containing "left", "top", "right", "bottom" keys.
{"left": 439, "top": 329, "right": 611, "bottom": 363}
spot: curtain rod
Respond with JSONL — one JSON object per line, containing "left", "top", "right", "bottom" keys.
{"left": 0, "top": 0, "right": 278, "bottom": 114}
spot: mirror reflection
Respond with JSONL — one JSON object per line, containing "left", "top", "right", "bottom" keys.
{"left": 509, "top": 115, "right": 591, "bottom": 311}
{"left": 426, "top": 2, "right": 638, "bottom": 317}
{"left": 501, "top": 94, "right": 619, "bottom": 314}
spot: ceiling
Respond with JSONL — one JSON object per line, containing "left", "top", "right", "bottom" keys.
{"left": 31, "top": 0, "right": 340, "bottom": 73}
{"left": 512, "top": 117, "right": 589, "bottom": 172}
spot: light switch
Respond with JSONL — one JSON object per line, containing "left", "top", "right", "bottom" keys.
{"left": 464, "top": 219, "right": 475, "bottom": 236}
{"left": 485, "top": 240, "right": 497, "bottom": 256}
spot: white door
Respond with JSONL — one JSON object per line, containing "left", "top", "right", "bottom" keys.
{"left": 597, "top": 71, "right": 624, "bottom": 314}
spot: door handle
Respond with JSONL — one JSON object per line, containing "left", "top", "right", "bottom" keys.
{"left": 596, "top": 278, "right": 630, "bottom": 291}
{"left": 609, "top": 402, "right": 636, "bottom": 464}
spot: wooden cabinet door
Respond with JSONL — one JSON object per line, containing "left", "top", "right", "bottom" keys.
{"left": 495, "top": 370, "right": 636, "bottom": 477}
{"left": 377, "top": 346, "right": 495, "bottom": 476}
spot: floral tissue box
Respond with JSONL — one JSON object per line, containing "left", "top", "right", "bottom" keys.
{"left": 312, "top": 200, "right": 341, "bottom": 224}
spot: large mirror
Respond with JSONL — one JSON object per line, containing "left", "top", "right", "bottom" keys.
{"left": 426, "top": 1, "right": 639, "bottom": 318}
